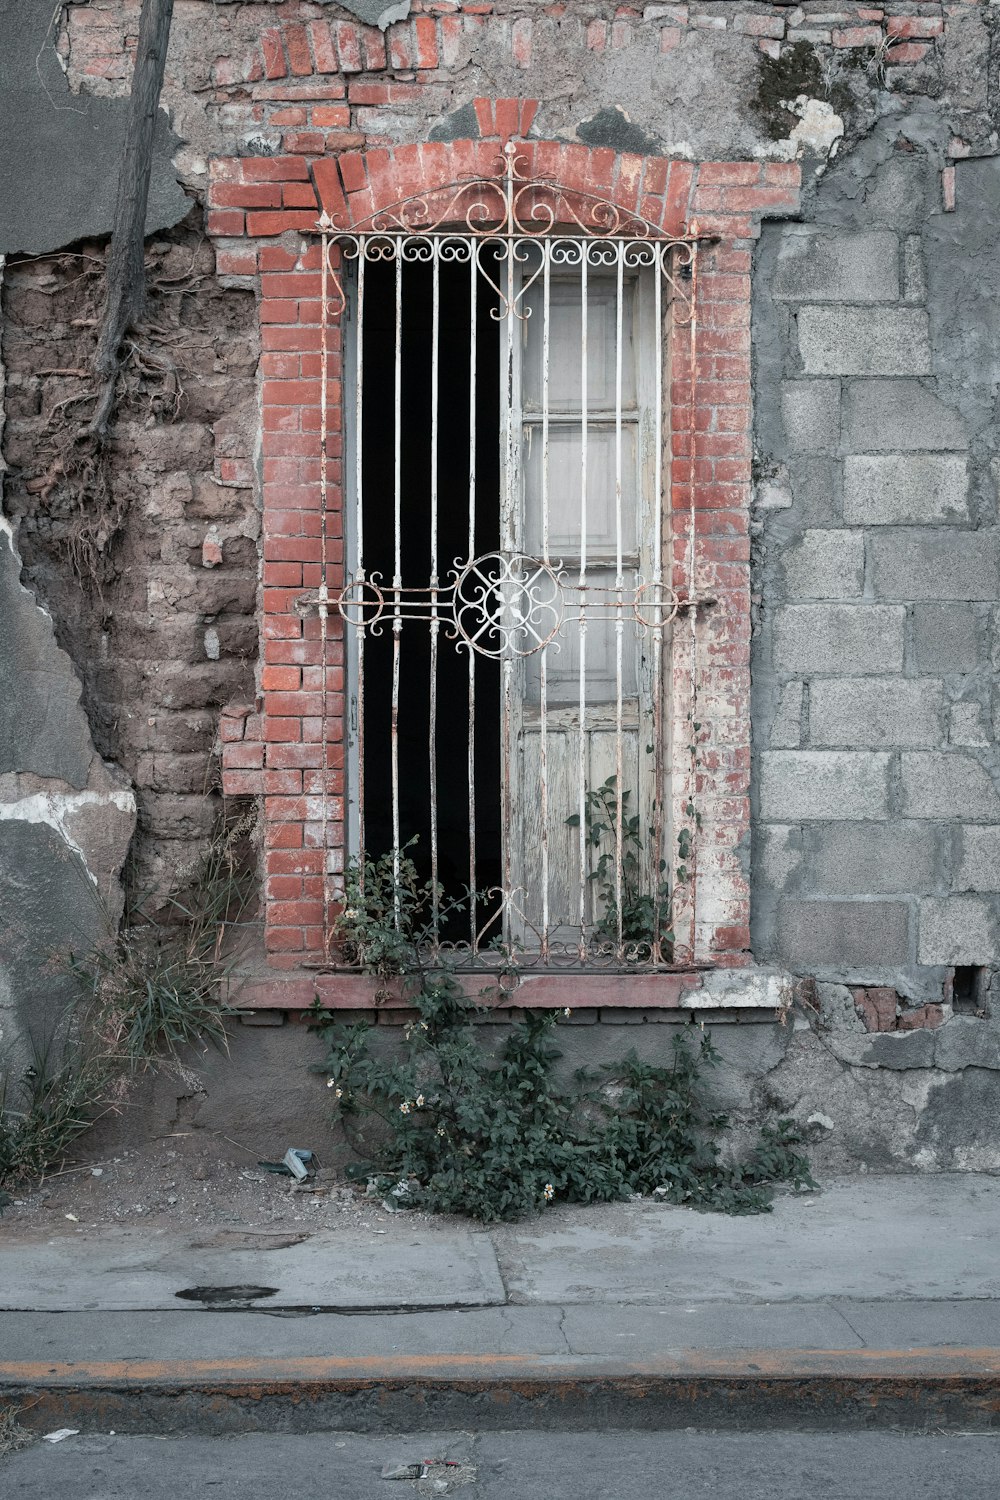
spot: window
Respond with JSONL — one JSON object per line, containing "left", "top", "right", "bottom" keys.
{"left": 334, "top": 154, "right": 689, "bottom": 968}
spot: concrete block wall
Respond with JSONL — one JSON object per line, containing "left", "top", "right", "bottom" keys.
{"left": 751, "top": 132, "right": 1000, "bottom": 998}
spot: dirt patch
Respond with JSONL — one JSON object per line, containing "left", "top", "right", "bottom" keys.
{"left": 0, "top": 1136, "right": 423, "bottom": 1245}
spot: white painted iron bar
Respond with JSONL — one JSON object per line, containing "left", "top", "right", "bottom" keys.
{"left": 467, "top": 245, "right": 479, "bottom": 947}
{"left": 614, "top": 240, "right": 625, "bottom": 958}
{"left": 500, "top": 234, "right": 517, "bottom": 948}
{"left": 540, "top": 239, "right": 551, "bottom": 958}
{"left": 319, "top": 232, "right": 332, "bottom": 954}
{"left": 685, "top": 239, "right": 700, "bottom": 963}
{"left": 577, "top": 245, "right": 589, "bottom": 958}
{"left": 429, "top": 241, "right": 441, "bottom": 943}
{"left": 354, "top": 250, "right": 367, "bottom": 890}
{"left": 651, "top": 247, "right": 665, "bottom": 963}
{"left": 391, "top": 242, "right": 403, "bottom": 921}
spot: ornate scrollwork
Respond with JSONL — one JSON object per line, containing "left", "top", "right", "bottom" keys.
{"left": 452, "top": 552, "right": 564, "bottom": 659}
{"left": 331, "top": 558, "right": 679, "bottom": 655}
{"left": 321, "top": 141, "right": 678, "bottom": 243}
{"left": 317, "top": 140, "right": 698, "bottom": 323}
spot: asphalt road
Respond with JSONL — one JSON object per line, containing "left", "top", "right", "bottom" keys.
{"left": 3, "top": 1428, "right": 999, "bottom": 1499}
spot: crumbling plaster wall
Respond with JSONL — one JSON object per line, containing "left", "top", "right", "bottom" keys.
{"left": 0, "top": 2, "right": 259, "bottom": 1067}
{"left": 0, "top": 270, "right": 135, "bottom": 1066}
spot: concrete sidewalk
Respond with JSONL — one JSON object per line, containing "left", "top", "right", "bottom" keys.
{"left": 1, "top": 1174, "right": 999, "bottom": 1433}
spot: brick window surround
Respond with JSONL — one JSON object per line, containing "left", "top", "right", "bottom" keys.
{"left": 212, "top": 98, "right": 801, "bottom": 1008}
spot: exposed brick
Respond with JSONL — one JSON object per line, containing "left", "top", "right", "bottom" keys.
{"left": 388, "top": 25, "right": 413, "bottom": 69}
{"left": 852, "top": 986, "right": 898, "bottom": 1032}
{"left": 734, "top": 14, "right": 784, "bottom": 38}
{"left": 332, "top": 21, "right": 362, "bottom": 71}
{"left": 897, "top": 1004, "right": 945, "bottom": 1031}
{"left": 887, "top": 16, "right": 943, "bottom": 39}
{"left": 284, "top": 24, "right": 314, "bottom": 77}
{"left": 361, "top": 26, "right": 388, "bottom": 70}
{"left": 887, "top": 41, "right": 931, "bottom": 64}
{"left": 412, "top": 15, "right": 438, "bottom": 68}
{"left": 307, "top": 20, "right": 338, "bottom": 73}
{"left": 242, "top": 156, "right": 311, "bottom": 182}
{"left": 832, "top": 26, "right": 881, "bottom": 46}
{"left": 260, "top": 29, "right": 287, "bottom": 80}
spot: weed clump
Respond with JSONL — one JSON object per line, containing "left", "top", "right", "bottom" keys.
{"left": 311, "top": 852, "right": 816, "bottom": 1223}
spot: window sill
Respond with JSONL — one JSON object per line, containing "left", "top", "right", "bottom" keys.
{"left": 226, "top": 966, "right": 790, "bottom": 1015}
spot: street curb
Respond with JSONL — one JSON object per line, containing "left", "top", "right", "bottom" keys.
{"left": 4, "top": 1350, "right": 1000, "bottom": 1434}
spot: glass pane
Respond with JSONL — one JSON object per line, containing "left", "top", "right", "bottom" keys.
{"left": 525, "top": 567, "right": 641, "bottom": 705}
{"left": 521, "top": 279, "right": 636, "bottom": 413}
{"left": 522, "top": 422, "right": 638, "bottom": 558}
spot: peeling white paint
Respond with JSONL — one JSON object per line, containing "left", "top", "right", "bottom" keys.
{"left": 687, "top": 967, "right": 794, "bottom": 1010}
{"left": 0, "top": 789, "right": 136, "bottom": 887}
{"left": 788, "top": 96, "right": 845, "bottom": 159}
{"left": 754, "top": 98, "right": 845, "bottom": 164}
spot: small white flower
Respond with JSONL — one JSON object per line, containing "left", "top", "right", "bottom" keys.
{"left": 436, "top": 1126, "right": 446, "bottom": 1137}
{"left": 543, "top": 1183, "right": 555, "bottom": 1202}
{"left": 344, "top": 908, "right": 359, "bottom": 919}
{"left": 399, "top": 1101, "right": 411, "bottom": 1115}
{"left": 415, "top": 1094, "right": 425, "bottom": 1108}
{"left": 327, "top": 1079, "right": 335, "bottom": 1088}
{"left": 563, "top": 1007, "right": 572, "bottom": 1017}
{"left": 335, "top": 1086, "right": 343, "bottom": 1099}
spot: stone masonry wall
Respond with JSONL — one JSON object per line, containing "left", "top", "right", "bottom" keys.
{"left": 752, "top": 112, "right": 1000, "bottom": 1001}
{"left": 1, "top": 226, "right": 261, "bottom": 905}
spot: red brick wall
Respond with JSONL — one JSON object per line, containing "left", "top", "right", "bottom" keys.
{"left": 210, "top": 98, "right": 800, "bottom": 971}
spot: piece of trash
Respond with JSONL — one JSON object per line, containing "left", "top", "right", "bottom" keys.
{"left": 416, "top": 1460, "right": 478, "bottom": 1494}
{"left": 91, "top": 1168, "right": 103, "bottom": 1177}
{"left": 287, "top": 1147, "right": 315, "bottom": 1178}
{"left": 382, "top": 1462, "right": 422, "bottom": 1480}
{"left": 64, "top": 1213, "right": 79, "bottom": 1222}
{"left": 258, "top": 1149, "right": 316, "bottom": 1180}
{"left": 43, "top": 1429, "right": 79, "bottom": 1444}
{"left": 283, "top": 1148, "right": 309, "bottom": 1181}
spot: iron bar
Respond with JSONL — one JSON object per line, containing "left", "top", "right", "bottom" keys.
{"left": 468, "top": 246, "right": 478, "bottom": 949}
{"left": 614, "top": 239, "right": 625, "bottom": 959}
{"left": 429, "top": 241, "right": 441, "bottom": 943}
{"left": 577, "top": 243, "right": 588, "bottom": 959}
{"left": 391, "top": 244, "right": 403, "bottom": 923}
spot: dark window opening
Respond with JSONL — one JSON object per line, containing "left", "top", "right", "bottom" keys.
{"left": 358, "top": 258, "right": 502, "bottom": 938}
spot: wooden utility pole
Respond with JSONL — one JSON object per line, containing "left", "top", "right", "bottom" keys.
{"left": 90, "top": 0, "right": 175, "bottom": 436}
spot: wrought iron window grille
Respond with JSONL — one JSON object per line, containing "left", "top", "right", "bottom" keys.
{"left": 298, "top": 142, "right": 708, "bottom": 974}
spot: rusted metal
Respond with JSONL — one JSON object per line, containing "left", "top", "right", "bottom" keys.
{"left": 5, "top": 1348, "right": 1000, "bottom": 1436}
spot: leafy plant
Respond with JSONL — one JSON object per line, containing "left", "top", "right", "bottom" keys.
{"left": 566, "top": 776, "right": 672, "bottom": 958}
{"left": 333, "top": 843, "right": 445, "bottom": 983}
{"left": 312, "top": 859, "right": 816, "bottom": 1223}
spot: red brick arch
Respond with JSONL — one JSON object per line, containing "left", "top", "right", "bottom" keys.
{"left": 209, "top": 100, "right": 801, "bottom": 996}
{"left": 308, "top": 98, "right": 696, "bottom": 242}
